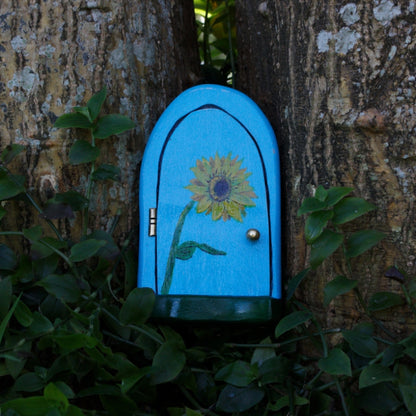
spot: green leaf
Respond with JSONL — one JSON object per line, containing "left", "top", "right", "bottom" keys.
{"left": 87, "top": 87, "right": 107, "bottom": 121}
{"left": 44, "top": 382, "right": 69, "bottom": 411}
{"left": 268, "top": 395, "right": 309, "bottom": 411}
{"left": 14, "top": 298, "right": 34, "bottom": 327}
{"left": 275, "top": 310, "right": 313, "bottom": 338}
{"left": 1, "top": 144, "right": 25, "bottom": 165}
{"left": 69, "top": 239, "right": 107, "bottom": 262}
{"left": 251, "top": 337, "right": 276, "bottom": 367}
{"left": 323, "top": 275, "right": 357, "bottom": 307}
{"left": 355, "top": 383, "right": 401, "bottom": 416}
{"left": 54, "top": 191, "right": 89, "bottom": 211}
{"left": 326, "top": 187, "right": 354, "bottom": 206}
{"left": 343, "top": 323, "right": 378, "bottom": 358}
{"left": 152, "top": 340, "right": 186, "bottom": 384}
{"left": 37, "top": 274, "right": 82, "bottom": 303}
{"left": 310, "top": 229, "right": 343, "bottom": 269}
{"left": 315, "top": 185, "right": 328, "bottom": 201}
{"left": 53, "top": 334, "right": 98, "bottom": 351}
{"left": 92, "top": 164, "right": 121, "bottom": 181}
{"left": 93, "top": 114, "right": 135, "bottom": 139}
{"left": 0, "top": 173, "right": 25, "bottom": 200}
{"left": 305, "top": 210, "right": 333, "bottom": 243}
{"left": 197, "top": 242, "right": 226, "bottom": 255}
{"left": 333, "top": 197, "right": 376, "bottom": 224}
{"left": 400, "top": 384, "right": 416, "bottom": 416}
{"left": 23, "top": 225, "right": 43, "bottom": 241}
{"left": 120, "top": 366, "right": 153, "bottom": 394}
{"left": 215, "top": 361, "right": 257, "bottom": 387}
{"left": 0, "top": 294, "right": 21, "bottom": 345}
{"left": 368, "top": 292, "right": 404, "bottom": 312}
{"left": 72, "top": 106, "right": 92, "bottom": 123}
{"left": 216, "top": 385, "right": 264, "bottom": 413}
{"left": 0, "top": 244, "right": 17, "bottom": 270}
{"left": 54, "top": 112, "right": 93, "bottom": 129}
{"left": 286, "top": 268, "right": 310, "bottom": 301}
{"left": 258, "top": 356, "right": 292, "bottom": 385}
{"left": 14, "top": 373, "right": 45, "bottom": 392}
{"left": 119, "top": 287, "right": 155, "bottom": 325}
{"left": 0, "top": 397, "right": 56, "bottom": 416}
{"left": 345, "top": 229, "right": 385, "bottom": 258}
{"left": 69, "top": 140, "right": 100, "bottom": 165}
{"left": 0, "top": 277, "right": 12, "bottom": 320}
{"left": 297, "top": 197, "right": 327, "bottom": 216}
{"left": 318, "top": 348, "right": 352, "bottom": 376}
{"left": 359, "top": 364, "right": 396, "bottom": 388}
{"left": 41, "top": 202, "right": 74, "bottom": 220}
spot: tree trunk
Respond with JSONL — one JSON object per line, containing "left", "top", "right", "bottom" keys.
{"left": 236, "top": 0, "right": 416, "bottom": 334}
{"left": 0, "top": 0, "right": 199, "bottom": 243}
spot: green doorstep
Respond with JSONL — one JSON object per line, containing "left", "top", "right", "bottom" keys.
{"left": 152, "top": 295, "right": 282, "bottom": 323}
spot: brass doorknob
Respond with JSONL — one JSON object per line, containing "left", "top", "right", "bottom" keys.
{"left": 246, "top": 229, "right": 260, "bottom": 241}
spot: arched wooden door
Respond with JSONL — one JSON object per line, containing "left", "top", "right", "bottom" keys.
{"left": 138, "top": 85, "right": 281, "bottom": 322}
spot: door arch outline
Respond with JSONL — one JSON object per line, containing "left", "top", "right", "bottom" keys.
{"left": 155, "top": 103, "right": 273, "bottom": 296}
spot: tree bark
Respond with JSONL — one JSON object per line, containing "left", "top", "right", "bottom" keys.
{"left": 0, "top": 0, "right": 199, "bottom": 242}
{"left": 236, "top": 0, "right": 416, "bottom": 334}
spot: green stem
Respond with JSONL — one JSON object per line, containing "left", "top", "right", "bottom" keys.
{"left": 335, "top": 378, "right": 350, "bottom": 416}
{"left": 161, "top": 201, "right": 195, "bottom": 294}
{"left": 203, "top": 0, "right": 211, "bottom": 65}
{"left": 83, "top": 130, "right": 96, "bottom": 236}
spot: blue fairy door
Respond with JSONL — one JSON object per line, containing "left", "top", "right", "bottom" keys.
{"left": 138, "top": 85, "right": 281, "bottom": 321}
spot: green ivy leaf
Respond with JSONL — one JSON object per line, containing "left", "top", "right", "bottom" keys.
{"left": 323, "top": 275, "right": 357, "bottom": 307}
{"left": 355, "top": 383, "right": 401, "bottom": 416}
{"left": 400, "top": 384, "right": 416, "bottom": 416}
{"left": 92, "top": 164, "right": 121, "bottom": 181}
{"left": 93, "top": 114, "right": 135, "bottom": 139}
{"left": 359, "top": 364, "right": 396, "bottom": 389}
{"left": 258, "top": 356, "right": 292, "bottom": 385}
{"left": 368, "top": 292, "right": 404, "bottom": 312}
{"left": 54, "top": 112, "right": 93, "bottom": 129}
{"left": 37, "top": 274, "right": 82, "bottom": 303}
{"left": 69, "top": 239, "right": 107, "bottom": 262}
{"left": 151, "top": 340, "right": 186, "bottom": 385}
{"left": 297, "top": 197, "right": 327, "bottom": 216}
{"left": 43, "top": 382, "right": 69, "bottom": 411}
{"left": 305, "top": 210, "right": 333, "bottom": 243}
{"left": 318, "top": 348, "right": 352, "bottom": 376}
{"left": 310, "top": 229, "right": 343, "bottom": 269}
{"left": 69, "top": 140, "right": 100, "bottom": 165}
{"left": 87, "top": 87, "right": 107, "bottom": 121}
{"left": 0, "top": 244, "right": 17, "bottom": 270}
{"left": 119, "top": 287, "right": 155, "bottom": 325}
{"left": 216, "top": 385, "right": 265, "bottom": 413}
{"left": 345, "top": 229, "right": 385, "bottom": 258}
{"left": 23, "top": 226, "right": 43, "bottom": 241}
{"left": 343, "top": 323, "right": 378, "bottom": 358}
{"left": 215, "top": 361, "right": 257, "bottom": 387}
{"left": 333, "top": 197, "right": 376, "bottom": 224}
{"left": 0, "top": 172, "right": 25, "bottom": 200}
{"left": 326, "top": 187, "right": 354, "bottom": 206}
{"left": 0, "top": 396, "right": 55, "bottom": 416}
{"left": 286, "top": 268, "right": 310, "bottom": 301}
{"left": 41, "top": 202, "right": 75, "bottom": 220}
{"left": 275, "top": 310, "right": 312, "bottom": 338}
{"left": 1, "top": 144, "right": 25, "bottom": 165}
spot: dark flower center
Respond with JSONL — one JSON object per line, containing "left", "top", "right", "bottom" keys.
{"left": 210, "top": 176, "right": 231, "bottom": 202}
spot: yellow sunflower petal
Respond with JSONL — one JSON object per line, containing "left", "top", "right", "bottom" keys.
{"left": 224, "top": 201, "right": 243, "bottom": 222}
{"left": 211, "top": 203, "right": 223, "bottom": 221}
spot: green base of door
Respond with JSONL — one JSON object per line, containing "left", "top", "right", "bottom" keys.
{"left": 152, "top": 295, "right": 282, "bottom": 323}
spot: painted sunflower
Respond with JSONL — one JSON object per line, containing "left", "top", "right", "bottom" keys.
{"left": 185, "top": 153, "right": 257, "bottom": 222}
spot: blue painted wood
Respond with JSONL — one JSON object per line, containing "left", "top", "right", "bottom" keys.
{"left": 138, "top": 85, "right": 281, "bottom": 318}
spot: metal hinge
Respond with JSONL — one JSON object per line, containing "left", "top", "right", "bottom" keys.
{"left": 148, "top": 208, "right": 157, "bottom": 237}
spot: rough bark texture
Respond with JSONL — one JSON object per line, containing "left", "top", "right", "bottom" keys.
{"left": 236, "top": 0, "right": 416, "bottom": 334}
{"left": 0, "top": 0, "right": 199, "bottom": 242}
